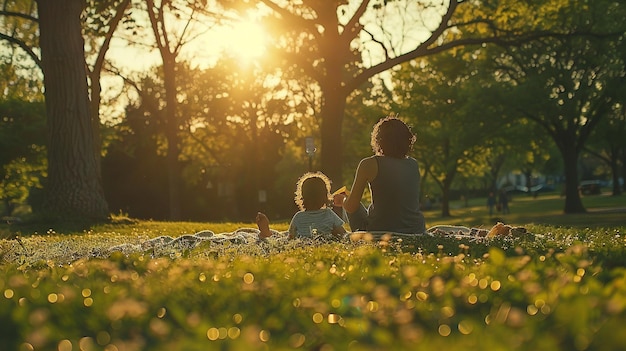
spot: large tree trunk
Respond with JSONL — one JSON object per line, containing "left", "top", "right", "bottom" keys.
{"left": 621, "top": 151, "right": 626, "bottom": 194}
{"left": 317, "top": 7, "right": 351, "bottom": 187}
{"left": 439, "top": 173, "right": 455, "bottom": 217}
{"left": 319, "top": 94, "right": 346, "bottom": 186}
{"left": 608, "top": 145, "right": 622, "bottom": 196}
{"left": 440, "top": 189, "right": 451, "bottom": 218}
{"left": 610, "top": 156, "right": 622, "bottom": 196}
{"left": 561, "top": 149, "right": 586, "bottom": 213}
{"left": 37, "top": 0, "right": 109, "bottom": 220}
{"left": 163, "top": 56, "right": 181, "bottom": 220}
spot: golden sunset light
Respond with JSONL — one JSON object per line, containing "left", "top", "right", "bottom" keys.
{"left": 206, "top": 15, "right": 269, "bottom": 65}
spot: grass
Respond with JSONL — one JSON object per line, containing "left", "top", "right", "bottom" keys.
{"left": 1, "top": 191, "right": 623, "bottom": 239}
{"left": 426, "top": 192, "right": 626, "bottom": 228}
{"left": 0, "top": 192, "right": 625, "bottom": 350}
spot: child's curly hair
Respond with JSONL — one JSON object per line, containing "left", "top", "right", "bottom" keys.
{"left": 370, "top": 115, "right": 416, "bottom": 158}
{"left": 294, "top": 172, "right": 332, "bottom": 211}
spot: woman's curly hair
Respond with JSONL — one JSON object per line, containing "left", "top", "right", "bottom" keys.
{"left": 370, "top": 115, "right": 416, "bottom": 158}
{"left": 294, "top": 172, "right": 332, "bottom": 211}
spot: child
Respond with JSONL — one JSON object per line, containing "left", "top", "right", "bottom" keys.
{"left": 338, "top": 115, "right": 426, "bottom": 234}
{"left": 256, "top": 172, "right": 347, "bottom": 239}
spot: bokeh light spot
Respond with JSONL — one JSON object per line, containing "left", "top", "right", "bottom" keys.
{"left": 228, "top": 327, "right": 241, "bottom": 339}
{"left": 312, "top": 313, "right": 323, "bottom": 323}
{"left": 48, "top": 293, "right": 58, "bottom": 303}
{"left": 79, "top": 337, "right": 95, "bottom": 350}
{"left": 490, "top": 281, "right": 501, "bottom": 291}
{"left": 259, "top": 330, "right": 270, "bottom": 342}
{"left": 438, "top": 324, "right": 451, "bottom": 336}
{"left": 207, "top": 328, "right": 219, "bottom": 341}
{"left": 157, "top": 307, "right": 167, "bottom": 318}
{"left": 289, "top": 333, "right": 306, "bottom": 348}
{"left": 57, "top": 339, "right": 72, "bottom": 351}
{"left": 468, "top": 294, "right": 478, "bottom": 304}
{"left": 96, "top": 331, "right": 111, "bottom": 345}
{"left": 458, "top": 320, "right": 473, "bottom": 335}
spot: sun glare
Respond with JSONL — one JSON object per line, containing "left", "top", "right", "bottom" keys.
{"left": 215, "top": 18, "right": 268, "bottom": 64}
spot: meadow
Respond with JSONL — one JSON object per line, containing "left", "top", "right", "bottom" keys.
{"left": 1, "top": 192, "right": 625, "bottom": 350}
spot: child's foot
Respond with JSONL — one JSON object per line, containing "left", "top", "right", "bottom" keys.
{"left": 256, "top": 212, "right": 272, "bottom": 238}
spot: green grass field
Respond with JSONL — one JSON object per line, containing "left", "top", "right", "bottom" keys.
{"left": 0, "top": 193, "right": 625, "bottom": 350}
{"left": 427, "top": 192, "right": 626, "bottom": 228}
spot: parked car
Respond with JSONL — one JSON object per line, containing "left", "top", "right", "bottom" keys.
{"left": 578, "top": 180, "right": 602, "bottom": 195}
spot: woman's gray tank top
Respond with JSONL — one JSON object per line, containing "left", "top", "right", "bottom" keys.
{"left": 367, "top": 156, "right": 426, "bottom": 233}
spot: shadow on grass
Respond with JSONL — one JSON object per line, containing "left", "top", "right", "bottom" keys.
{"left": 0, "top": 216, "right": 137, "bottom": 239}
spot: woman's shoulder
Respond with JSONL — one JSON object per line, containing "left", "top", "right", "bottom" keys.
{"left": 360, "top": 155, "right": 377, "bottom": 164}
{"left": 357, "top": 156, "right": 378, "bottom": 179}
{"left": 377, "top": 155, "right": 417, "bottom": 164}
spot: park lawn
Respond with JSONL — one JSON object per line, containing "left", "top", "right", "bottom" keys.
{"left": 426, "top": 192, "right": 626, "bottom": 228}
{"left": 0, "top": 193, "right": 625, "bottom": 350}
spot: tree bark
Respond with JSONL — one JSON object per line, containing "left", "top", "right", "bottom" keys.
{"left": 561, "top": 148, "right": 586, "bottom": 213}
{"left": 145, "top": 0, "right": 182, "bottom": 220}
{"left": 163, "top": 56, "right": 182, "bottom": 220}
{"left": 319, "top": 93, "right": 346, "bottom": 186}
{"left": 37, "top": 0, "right": 109, "bottom": 220}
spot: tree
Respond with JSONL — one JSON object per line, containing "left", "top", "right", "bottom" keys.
{"left": 585, "top": 103, "right": 626, "bottom": 196}
{"left": 392, "top": 48, "right": 508, "bottom": 217}
{"left": 132, "top": 0, "right": 225, "bottom": 220}
{"left": 0, "top": 98, "right": 46, "bottom": 216}
{"left": 492, "top": 119, "right": 558, "bottom": 196}
{"left": 35, "top": 0, "right": 109, "bottom": 220}
{"left": 83, "top": 0, "right": 132, "bottom": 163}
{"left": 102, "top": 98, "right": 170, "bottom": 220}
{"left": 0, "top": 0, "right": 40, "bottom": 68}
{"left": 493, "top": 33, "right": 625, "bottom": 213}
{"left": 1, "top": 0, "right": 132, "bottom": 220}
{"left": 178, "top": 59, "right": 302, "bottom": 218}
{"left": 219, "top": 0, "right": 597, "bottom": 185}
{"left": 105, "top": 58, "right": 309, "bottom": 220}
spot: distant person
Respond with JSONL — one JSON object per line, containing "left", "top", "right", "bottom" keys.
{"left": 256, "top": 172, "right": 346, "bottom": 239}
{"left": 498, "top": 190, "right": 510, "bottom": 214}
{"left": 337, "top": 115, "right": 426, "bottom": 234}
{"left": 487, "top": 192, "right": 496, "bottom": 216}
{"left": 423, "top": 195, "right": 433, "bottom": 210}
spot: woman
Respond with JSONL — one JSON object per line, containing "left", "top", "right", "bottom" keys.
{"left": 340, "top": 115, "right": 426, "bottom": 234}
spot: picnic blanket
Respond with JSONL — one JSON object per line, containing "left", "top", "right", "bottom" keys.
{"left": 107, "top": 222, "right": 533, "bottom": 254}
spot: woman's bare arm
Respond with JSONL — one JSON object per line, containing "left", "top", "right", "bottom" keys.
{"left": 343, "top": 157, "right": 377, "bottom": 213}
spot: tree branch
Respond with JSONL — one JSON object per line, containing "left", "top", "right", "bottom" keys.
{"left": 340, "top": 0, "right": 370, "bottom": 44}
{"left": 0, "top": 32, "right": 42, "bottom": 68}
{"left": 91, "top": 0, "right": 132, "bottom": 76}
{"left": 0, "top": 10, "right": 38, "bottom": 23}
